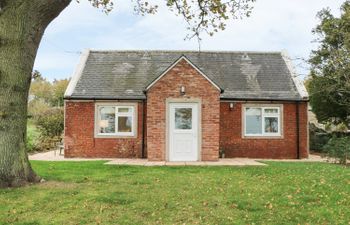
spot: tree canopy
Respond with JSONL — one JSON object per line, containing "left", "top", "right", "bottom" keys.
{"left": 28, "top": 71, "right": 69, "bottom": 118}
{"left": 307, "top": 1, "right": 350, "bottom": 128}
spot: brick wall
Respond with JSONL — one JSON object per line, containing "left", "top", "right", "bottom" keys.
{"left": 64, "top": 101, "right": 146, "bottom": 158}
{"left": 220, "top": 102, "right": 309, "bottom": 159}
{"left": 147, "top": 58, "right": 221, "bottom": 161}
{"left": 64, "top": 61, "right": 308, "bottom": 160}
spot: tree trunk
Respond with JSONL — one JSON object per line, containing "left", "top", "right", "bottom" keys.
{"left": 0, "top": 0, "right": 71, "bottom": 188}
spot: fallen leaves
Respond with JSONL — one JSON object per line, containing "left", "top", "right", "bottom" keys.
{"left": 265, "top": 202, "right": 273, "bottom": 210}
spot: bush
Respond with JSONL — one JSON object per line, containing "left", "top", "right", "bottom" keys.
{"left": 34, "top": 107, "right": 64, "bottom": 151}
{"left": 35, "top": 107, "right": 64, "bottom": 138}
{"left": 323, "top": 136, "right": 350, "bottom": 165}
{"left": 309, "top": 123, "right": 331, "bottom": 152}
{"left": 310, "top": 133, "right": 331, "bottom": 152}
{"left": 26, "top": 130, "right": 39, "bottom": 152}
{"left": 36, "top": 136, "right": 62, "bottom": 151}
{"left": 28, "top": 99, "right": 50, "bottom": 119}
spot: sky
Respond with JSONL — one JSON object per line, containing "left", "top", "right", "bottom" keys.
{"left": 33, "top": 0, "right": 345, "bottom": 81}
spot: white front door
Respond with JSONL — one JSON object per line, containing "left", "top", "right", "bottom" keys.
{"left": 169, "top": 103, "right": 199, "bottom": 161}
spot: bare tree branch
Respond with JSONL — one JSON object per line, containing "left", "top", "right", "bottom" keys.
{"left": 132, "top": 0, "right": 255, "bottom": 40}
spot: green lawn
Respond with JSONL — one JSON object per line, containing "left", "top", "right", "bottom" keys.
{"left": 27, "top": 120, "right": 41, "bottom": 152}
{"left": 0, "top": 161, "right": 349, "bottom": 225}
{"left": 27, "top": 120, "right": 40, "bottom": 138}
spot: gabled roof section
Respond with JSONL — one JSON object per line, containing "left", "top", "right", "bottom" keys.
{"left": 65, "top": 50, "right": 307, "bottom": 101}
{"left": 281, "top": 50, "right": 309, "bottom": 99}
{"left": 64, "top": 49, "right": 90, "bottom": 98}
{"left": 145, "top": 55, "right": 222, "bottom": 92}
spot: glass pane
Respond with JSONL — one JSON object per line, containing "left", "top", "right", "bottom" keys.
{"left": 99, "top": 107, "right": 115, "bottom": 133}
{"left": 175, "top": 108, "right": 192, "bottom": 130}
{"left": 118, "top": 107, "right": 130, "bottom": 113}
{"left": 245, "top": 108, "right": 262, "bottom": 134}
{"left": 264, "top": 108, "right": 278, "bottom": 114}
{"left": 265, "top": 117, "right": 279, "bottom": 133}
{"left": 118, "top": 116, "right": 132, "bottom": 132}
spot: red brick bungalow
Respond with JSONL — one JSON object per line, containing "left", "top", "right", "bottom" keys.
{"left": 64, "top": 50, "right": 309, "bottom": 161}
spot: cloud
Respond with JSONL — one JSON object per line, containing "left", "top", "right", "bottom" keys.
{"left": 34, "top": 0, "right": 344, "bottom": 81}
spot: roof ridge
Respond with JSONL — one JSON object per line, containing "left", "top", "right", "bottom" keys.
{"left": 88, "top": 49, "right": 283, "bottom": 54}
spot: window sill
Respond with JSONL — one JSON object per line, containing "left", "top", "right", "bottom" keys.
{"left": 243, "top": 135, "right": 283, "bottom": 139}
{"left": 94, "top": 134, "right": 137, "bottom": 139}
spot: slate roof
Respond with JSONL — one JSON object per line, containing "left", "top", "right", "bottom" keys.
{"left": 65, "top": 50, "right": 307, "bottom": 101}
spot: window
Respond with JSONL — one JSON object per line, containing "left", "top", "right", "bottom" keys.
{"left": 175, "top": 108, "right": 192, "bottom": 130}
{"left": 244, "top": 106, "right": 281, "bottom": 136}
{"left": 96, "top": 104, "right": 136, "bottom": 137}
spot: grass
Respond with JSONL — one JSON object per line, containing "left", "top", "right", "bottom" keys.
{"left": 27, "top": 120, "right": 40, "bottom": 137}
{"left": 0, "top": 161, "right": 349, "bottom": 224}
{"left": 27, "top": 120, "right": 41, "bottom": 152}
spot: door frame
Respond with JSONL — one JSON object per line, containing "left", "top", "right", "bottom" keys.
{"left": 166, "top": 98, "right": 202, "bottom": 161}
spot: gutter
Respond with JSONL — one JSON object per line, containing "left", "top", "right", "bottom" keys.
{"left": 220, "top": 97, "right": 309, "bottom": 102}
{"left": 296, "top": 102, "right": 300, "bottom": 159}
{"left": 141, "top": 99, "right": 146, "bottom": 158}
{"left": 65, "top": 96, "right": 308, "bottom": 102}
{"left": 64, "top": 96, "right": 146, "bottom": 101}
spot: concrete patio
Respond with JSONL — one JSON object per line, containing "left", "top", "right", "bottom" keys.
{"left": 104, "top": 158, "right": 266, "bottom": 166}
{"left": 29, "top": 151, "right": 266, "bottom": 166}
{"left": 29, "top": 150, "right": 329, "bottom": 166}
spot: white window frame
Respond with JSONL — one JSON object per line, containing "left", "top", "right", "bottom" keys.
{"left": 95, "top": 103, "right": 137, "bottom": 138}
{"left": 243, "top": 105, "right": 282, "bottom": 137}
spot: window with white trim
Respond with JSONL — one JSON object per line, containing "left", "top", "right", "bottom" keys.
{"left": 97, "top": 105, "right": 135, "bottom": 136}
{"left": 244, "top": 106, "right": 281, "bottom": 136}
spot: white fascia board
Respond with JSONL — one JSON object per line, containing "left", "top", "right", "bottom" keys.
{"left": 64, "top": 49, "right": 90, "bottom": 97}
{"left": 281, "top": 50, "right": 309, "bottom": 99}
{"left": 145, "top": 55, "right": 221, "bottom": 91}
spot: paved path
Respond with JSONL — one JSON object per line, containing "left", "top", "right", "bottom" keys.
{"left": 104, "top": 158, "right": 266, "bottom": 166}
{"left": 29, "top": 150, "right": 327, "bottom": 166}
{"left": 29, "top": 150, "right": 111, "bottom": 161}
{"left": 263, "top": 154, "right": 328, "bottom": 162}
{"left": 29, "top": 151, "right": 265, "bottom": 166}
